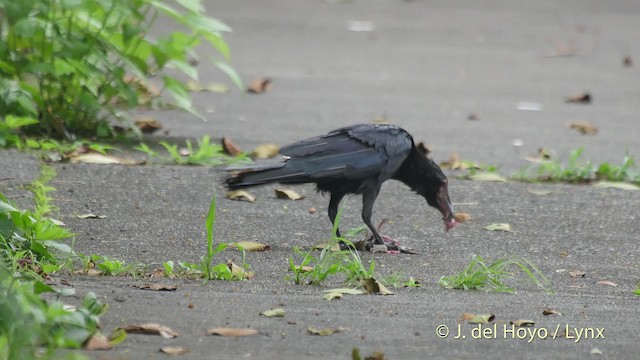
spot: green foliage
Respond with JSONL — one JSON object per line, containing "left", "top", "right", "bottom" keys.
{"left": 288, "top": 208, "right": 375, "bottom": 286}
{"left": 136, "top": 135, "right": 250, "bottom": 166}
{"left": 0, "top": 0, "right": 240, "bottom": 139}
{"left": 513, "top": 148, "right": 640, "bottom": 184}
{"left": 438, "top": 255, "right": 554, "bottom": 294}
{"left": 0, "top": 265, "right": 110, "bottom": 358}
{"left": 200, "top": 189, "right": 250, "bottom": 281}
{"left": 633, "top": 283, "right": 640, "bottom": 296}
{"left": 381, "top": 272, "right": 421, "bottom": 288}
{"left": 1, "top": 167, "right": 73, "bottom": 278}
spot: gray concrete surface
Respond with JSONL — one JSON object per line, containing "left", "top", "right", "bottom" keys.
{"left": 2, "top": 0, "right": 640, "bottom": 359}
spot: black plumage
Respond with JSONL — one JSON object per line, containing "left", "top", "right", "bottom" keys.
{"left": 226, "top": 124, "right": 455, "bottom": 251}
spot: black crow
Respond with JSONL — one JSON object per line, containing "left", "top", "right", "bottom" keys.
{"left": 226, "top": 124, "right": 455, "bottom": 252}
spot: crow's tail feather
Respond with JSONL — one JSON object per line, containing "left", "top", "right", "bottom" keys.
{"left": 226, "top": 161, "right": 311, "bottom": 189}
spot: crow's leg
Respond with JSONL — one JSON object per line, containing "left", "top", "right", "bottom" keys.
{"left": 360, "top": 187, "right": 400, "bottom": 252}
{"left": 328, "top": 191, "right": 351, "bottom": 249}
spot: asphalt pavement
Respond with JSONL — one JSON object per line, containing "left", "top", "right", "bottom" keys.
{"left": 2, "top": 0, "right": 639, "bottom": 359}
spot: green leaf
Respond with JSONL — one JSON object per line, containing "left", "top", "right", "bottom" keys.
{"left": 162, "top": 76, "right": 191, "bottom": 109}
{"left": 483, "top": 223, "right": 512, "bottom": 232}
{"left": 213, "top": 61, "right": 244, "bottom": 90}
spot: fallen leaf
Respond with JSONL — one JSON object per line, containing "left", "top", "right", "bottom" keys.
{"left": 178, "top": 148, "right": 190, "bottom": 157}
{"left": 207, "top": 327, "right": 258, "bottom": 337}
{"left": 83, "top": 333, "right": 112, "bottom": 351}
{"left": 468, "top": 172, "right": 508, "bottom": 182}
{"left": 543, "top": 308, "right": 561, "bottom": 316}
{"left": 185, "top": 80, "right": 204, "bottom": 92}
{"left": 313, "top": 243, "right": 342, "bottom": 252}
{"left": 565, "top": 92, "right": 592, "bottom": 104}
{"left": 569, "top": 121, "right": 598, "bottom": 135}
{"left": 483, "top": 223, "right": 512, "bottom": 232}
{"left": 251, "top": 143, "right": 280, "bottom": 159}
{"left": 225, "top": 190, "right": 256, "bottom": 202}
{"left": 307, "top": 326, "right": 346, "bottom": 336}
{"left": 454, "top": 212, "right": 471, "bottom": 223}
{"left": 160, "top": 346, "right": 190, "bottom": 355}
{"left": 275, "top": 188, "right": 304, "bottom": 200}
{"left": 569, "top": 271, "right": 586, "bottom": 278}
{"left": 623, "top": 56, "right": 633, "bottom": 67}
{"left": 149, "top": 269, "right": 165, "bottom": 278}
{"left": 121, "top": 323, "right": 178, "bottom": 339}
{"left": 360, "top": 278, "right": 394, "bottom": 295}
{"left": 81, "top": 268, "right": 102, "bottom": 276}
{"left": 524, "top": 148, "right": 552, "bottom": 163}
{"left": 231, "top": 241, "right": 270, "bottom": 252}
{"left": 595, "top": 280, "right": 618, "bottom": 287}
{"left": 206, "top": 83, "right": 229, "bottom": 93}
{"left": 134, "top": 117, "right": 162, "bottom": 134}
{"left": 323, "top": 292, "right": 343, "bottom": 300}
{"left": 527, "top": 187, "right": 552, "bottom": 196}
{"left": 592, "top": 181, "right": 640, "bottom": 191}
{"left": 68, "top": 152, "right": 141, "bottom": 165}
{"left": 590, "top": 348, "right": 603, "bottom": 355}
{"left": 132, "top": 283, "right": 178, "bottom": 291}
{"left": 323, "top": 288, "right": 365, "bottom": 295}
{"left": 511, "top": 319, "right": 535, "bottom": 327}
{"left": 76, "top": 213, "right": 106, "bottom": 219}
{"left": 260, "top": 308, "right": 286, "bottom": 318}
{"left": 460, "top": 313, "right": 495, "bottom": 324}
{"left": 293, "top": 265, "right": 314, "bottom": 273}
{"left": 247, "top": 77, "right": 272, "bottom": 94}
{"left": 365, "top": 352, "right": 386, "bottom": 360}
{"left": 222, "top": 137, "right": 242, "bottom": 157}
{"left": 227, "top": 260, "right": 254, "bottom": 280}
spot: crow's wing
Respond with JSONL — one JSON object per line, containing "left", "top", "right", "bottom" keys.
{"left": 280, "top": 124, "right": 413, "bottom": 182}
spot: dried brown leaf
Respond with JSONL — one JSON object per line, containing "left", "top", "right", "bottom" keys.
{"left": 453, "top": 212, "right": 471, "bottom": 223}
{"left": 459, "top": 313, "right": 495, "bottom": 324}
{"left": 121, "top": 323, "right": 179, "bottom": 339}
{"left": 133, "top": 283, "right": 178, "bottom": 291}
{"left": 134, "top": 117, "right": 162, "bottom": 134}
{"left": 227, "top": 260, "right": 255, "bottom": 280}
{"left": 365, "top": 352, "right": 386, "bottom": 360}
{"left": 231, "top": 241, "right": 270, "bottom": 252}
{"left": 222, "top": 137, "right": 242, "bottom": 156}
{"left": 569, "top": 121, "right": 598, "bottom": 135}
{"left": 260, "top": 308, "right": 286, "bottom": 318}
{"left": 595, "top": 280, "right": 618, "bottom": 287}
{"left": 360, "top": 278, "right": 394, "bottom": 295}
{"left": 569, "top": 271, "right": 586, "bottom": 278}
{"left": 542, "top": 307, "right": 562, "bottom": 316}
{"left": 511, "top": 319, "right": 535, "bottom": 327}
{"left": 483, "top": 223, "right": 512, "bottom": 232}
{"left": 76, "top": 213, "right": 106, "bottom": 219}
{"left": 565, "top": 92, "right": 591, "bottom": 104}
{"left": 247, "top": 77, "right": 272, "bottom": 94}
{"left": 83, "top": 333, "right": 112, "bottom": 351}
{"left": 68, "top": 152, "right": 142, "bottom": 165}
{"left": 275, "top": 188, "right": 304, "bottom": 200}
{"left": 323, "top": 292, "right": 343, "bottom": 300}
{"left": 307, "top": 326, "right": 347, "bottom": 336}
{"left": 160, "top": 346, "right": 190, "bottom": 355}
{"left": 207, "top": 327, "right": 258, "bottom": 337}
{"left": 225, "top": 190, "right": 256, "bottom": 203}
{"left": 251, "top": 143, "right": 280, "bottom": 159}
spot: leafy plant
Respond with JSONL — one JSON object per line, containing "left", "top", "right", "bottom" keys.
{"left": 0, "top": 169, "right": 73, "bottom": 277}
{"left": 136, "top": 135, "right": 250, "bottom": 166}
{"left": 0, "top": 0, "right": 241, "bottom": 139}
{"left": 288, "top": 207, "right": 375, "bottom": 286}
{"left": 200, "top": 189, "right": 250, "bottom": 281}
{"left": 633, "top": 283, "right": 640, "bottom": 296}
{"left": 381, "top": 272, "right": 421, "bottom": 288}
{"left": 0, "top": 265, "right": 112, "bottom": 358}
{"left": 438, "top": 255, "right": 553, "bottom": 294}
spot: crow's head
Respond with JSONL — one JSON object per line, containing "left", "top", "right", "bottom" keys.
{"left": 399, "top": 150, "right": 456, "bottom": 231}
